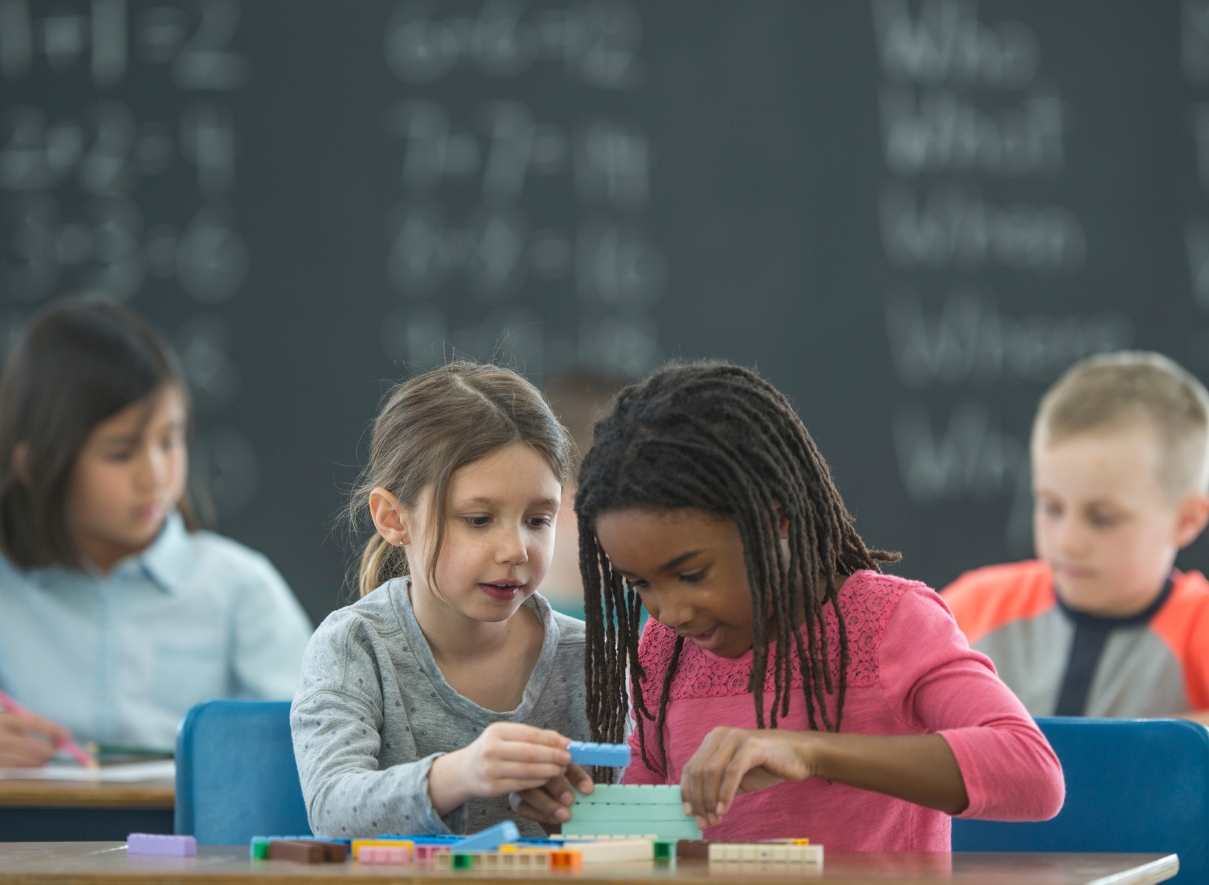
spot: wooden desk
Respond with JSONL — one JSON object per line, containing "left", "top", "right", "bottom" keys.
{"left": 0, "top": 844, "right": 1180, "bottom": 885}
{"left": 0, "top": 781, "right": 173, "bottom": 842}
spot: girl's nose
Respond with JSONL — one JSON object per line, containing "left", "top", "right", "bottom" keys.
{"left": 653, "top": 590, "right": 694, "bottom": 631}
{"left": 496, "top": 525, "right": 528, "bottom": 564}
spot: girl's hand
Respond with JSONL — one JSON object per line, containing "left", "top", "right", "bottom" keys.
{"left": 680, "top": 728, "right": 970, "bottom": 828}
{"left": 509, "top": 764, "right": 594, "bottom": 826}
{"left": 428, "top": 723, "right": 574, "bottom": 816}
{"left": 0, "top": 711, "right": 69, "bottom": 768}
{"left": 680, "top": 727, "right": 817, "bottom": 829}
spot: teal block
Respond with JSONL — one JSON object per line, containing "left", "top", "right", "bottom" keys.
{"left": 567, "top": 783, "right": 702, "bottom": 840}
{"left": 578, "top": 785, "right": 683, "bottom": 805}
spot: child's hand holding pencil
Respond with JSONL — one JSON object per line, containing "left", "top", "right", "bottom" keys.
{"left": 0, "top": 689, "right": 97, "bottom": 769}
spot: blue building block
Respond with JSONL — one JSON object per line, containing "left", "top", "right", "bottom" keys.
{"left": 450, "top": 821, "right": 520, "bottom": 852}
{"left": 568, "top": 741, "right": 631, "bottom": 767}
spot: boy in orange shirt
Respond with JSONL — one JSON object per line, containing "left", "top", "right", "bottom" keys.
{"left": 943, "top": 352, "right": 1209, "bottom": 721}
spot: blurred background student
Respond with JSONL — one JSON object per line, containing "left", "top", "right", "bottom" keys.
{"left": 541, "top": 370, "right": 630, "bottom": 620}
{"left": 0, "top": 301, "right": 312, "bottom": 768}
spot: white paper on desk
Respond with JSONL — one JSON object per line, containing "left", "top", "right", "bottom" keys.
{"left": 0, "top": 759, "right": 175, "bottom": 781}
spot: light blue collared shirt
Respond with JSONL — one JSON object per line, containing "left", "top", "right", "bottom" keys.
{"left": 0, "top": 512, "right": 313, "bottom": 750}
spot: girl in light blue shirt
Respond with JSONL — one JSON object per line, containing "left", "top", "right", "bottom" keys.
{"left": 0, "top": 301, "right": 312, "bottom": 766}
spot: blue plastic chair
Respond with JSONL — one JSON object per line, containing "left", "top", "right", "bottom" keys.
{"left": 175, "top": 699, "right": 312, "bottom": 845}
{"left": 952, "top": 717, "right": 1209, "bottom": 883}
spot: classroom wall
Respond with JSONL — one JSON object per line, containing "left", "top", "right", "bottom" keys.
{"left": 2, "top": 0, "right": 1207, "bottom": 623}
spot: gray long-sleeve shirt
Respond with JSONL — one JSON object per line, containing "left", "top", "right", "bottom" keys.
{"left": 290, "top": 577, "right": 589, "bottom": 838}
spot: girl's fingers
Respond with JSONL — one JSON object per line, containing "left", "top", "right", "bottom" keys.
{"left": 565, "top": 763, "right": 593, "bottom": 795}
{"left": 0, "top": 711, "right": 67, "bottom": 744}
{"left": 512, "top": 785, "right": 572, "bottom": 823}
{"left": 488, "top": 722, "right": 571, "bottom": 749}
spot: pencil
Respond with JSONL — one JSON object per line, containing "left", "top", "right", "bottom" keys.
{"left": 0, "top": 688, "right": 98, "bottom": 769}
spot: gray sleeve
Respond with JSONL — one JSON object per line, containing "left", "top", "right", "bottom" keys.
{"left": 289, "top": 617, "right": 458, "bottom": 837}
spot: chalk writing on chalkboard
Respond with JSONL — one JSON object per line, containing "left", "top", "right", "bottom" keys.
{"left": 0, "top": 0, "right": 257, "bottom": 520}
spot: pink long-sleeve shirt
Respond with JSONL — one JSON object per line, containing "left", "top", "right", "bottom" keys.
{"left": 622, "top": 571, "right": 1065, "bottom": 851}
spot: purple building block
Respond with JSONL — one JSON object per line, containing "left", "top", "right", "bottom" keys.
{"left": 127, "top": 833, "right": 198, "bottom": 856}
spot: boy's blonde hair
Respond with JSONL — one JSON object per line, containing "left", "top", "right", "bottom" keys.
{"left": 348, "top": 361, "right": 571, "bottom": 597}
{"left": 1032, "top": 351, "right": 1209, "bottom": 497}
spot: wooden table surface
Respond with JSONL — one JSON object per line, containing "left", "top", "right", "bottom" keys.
{"left": 0, "top": 780, "right": 174, "bottom": 809}
{"left": 0, "top": 844, "right": 1180, "bottom": 885}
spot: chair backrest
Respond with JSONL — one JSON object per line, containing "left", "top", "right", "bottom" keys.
{"left": 175, "top": 699, "right": 312, "bottom": 845}
{"left": 952, "top": 717, "right": 1209, "bottom": 883}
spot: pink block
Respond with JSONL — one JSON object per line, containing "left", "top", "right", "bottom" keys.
{"left": 360, "top": 847, "right": 411, "bottom": 865}
{"left": 413, "top": 844, "right": 450, "bottom": 863}
{"left": 127, "top": 834, "right": 197, "bottom": 857}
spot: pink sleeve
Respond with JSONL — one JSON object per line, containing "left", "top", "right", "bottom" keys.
{"left": 879, "top": 586, "right": 1065, "bottom": 821}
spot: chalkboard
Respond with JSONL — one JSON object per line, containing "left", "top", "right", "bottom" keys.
{"left": 3, "top": 0, "right": 1207, "bottom": 624}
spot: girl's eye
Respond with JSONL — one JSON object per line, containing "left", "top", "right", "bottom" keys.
{"left": 680, "top": 569, "right": 707, "bottom": 584}
{"left": 528, "top": 516, "right": 553, "bottom": 529}
{"left": 105, "top": 450, "right": 135, "bottom": 463}
{"left": 463, "top": 516, "right": 491, "bottom": 528}
{"left": 624, "top": 579, "right": 648, "bottom": 591}
{"left": 1088, "top": 511, "right": 1119, "bottom": 528}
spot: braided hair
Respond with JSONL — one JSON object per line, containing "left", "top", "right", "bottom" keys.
{"left": 575, "top": 362, "right": 899, "bottom": 777}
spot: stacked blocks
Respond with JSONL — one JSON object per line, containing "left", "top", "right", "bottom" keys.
{"left": 564, "top": 784, "right": 701, "bottom": 840}
{"left": 567, "top": 740, "right": 632, "bottom": 767}
{"left": 126, "top": 834, "right": 197, "bottom": 857}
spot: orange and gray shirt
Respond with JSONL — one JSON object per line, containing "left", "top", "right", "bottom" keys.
{"left": 942, "top": 561, "right": 1209, "bottom": 718}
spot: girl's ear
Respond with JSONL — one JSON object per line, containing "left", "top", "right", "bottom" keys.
{"left": 11, "top": 442, "right": 31, "bottom": 487}
{"left": 369, "top": 487, "right": 412, "bottom": 548}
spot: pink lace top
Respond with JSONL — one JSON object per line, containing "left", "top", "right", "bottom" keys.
{"left": 623, "top": 571, "right": 1064, "bottom": 851}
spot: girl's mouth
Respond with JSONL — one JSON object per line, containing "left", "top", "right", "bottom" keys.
{"left": 479, "top": 581, "right": 523, "bottom": 601}
{"left": 686, "top": 627, "right": 721, "bottom": 651}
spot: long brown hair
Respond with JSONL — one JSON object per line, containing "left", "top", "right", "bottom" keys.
{"left": 0, "top": 300, "right": 201, "bottom": 570}
{"left": 349, "top": 361, "right": 572, "bottom": 597}
{"left": 575, "top": 361, "right": 899, "bottom": 777}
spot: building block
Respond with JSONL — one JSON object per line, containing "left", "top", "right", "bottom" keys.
{"left": 676, "top": 840, "right": 708, "bottom": 859}
{"left": 126, "top": 834, "right": 197, "bottom": 857}
{"left": 267, "top": 839, "right": 348, "bottom": 863}
{"left": 353, "top": 840, "right": 413, "bottom": 860}
{"left": 653, "top": 840, "right": 674, "bottom": 860}
{"left": 707, "top": 842, "right": 823, "bottom": 864}
{"left": 567, "top": 741, "right": 632, "bottom": 767}
{"left": 450, "top": 820, "right": 519, "bottom": 852}
{"left": 565, "top": 784, "right": 701, "bottom": 840}
{"left": 413, "top": 843, "right": 451, "bottom": 863}
{"left": 358, "top": 846, "right": 411, "bottom": 865}
{"left": 251, "top": 836, "right": 337, "bottom": 860}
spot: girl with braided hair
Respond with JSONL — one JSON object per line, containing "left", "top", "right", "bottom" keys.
{"left": 566, "top": 361, "right": 1063, "bottom": 851}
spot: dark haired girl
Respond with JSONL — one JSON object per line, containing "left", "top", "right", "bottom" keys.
{"left": 571, "top": 361, "right": 1064, "bottom": 850}
{"left": 0, "top": 300, "right": 311, "bottom": 766}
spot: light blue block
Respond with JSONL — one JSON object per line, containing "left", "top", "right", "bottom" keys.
{"left": 568, "top": 741, "right": 632, "bottom": 767}
{"left": 451, "top": 821, "right": 519, "bottom": 852}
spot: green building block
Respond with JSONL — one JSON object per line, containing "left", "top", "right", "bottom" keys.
{"left": 653, "top": 841, "right": 674, "bottom": 860}
{"left": 451, "top": 852, "right": 474, "bottom": 870}
{"left": 250, "top": 839, "right": 270, "bottom": 860}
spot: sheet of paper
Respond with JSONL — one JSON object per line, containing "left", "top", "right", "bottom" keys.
{"left": 0, "top": 759, "right": 174, "bottom": 781}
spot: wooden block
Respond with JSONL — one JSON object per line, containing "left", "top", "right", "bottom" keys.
{"left": 676, "top": 840, "right": 709, "bottom": 860}
{"left": 268, "top": 841, "right": 326, "bottom": 864}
